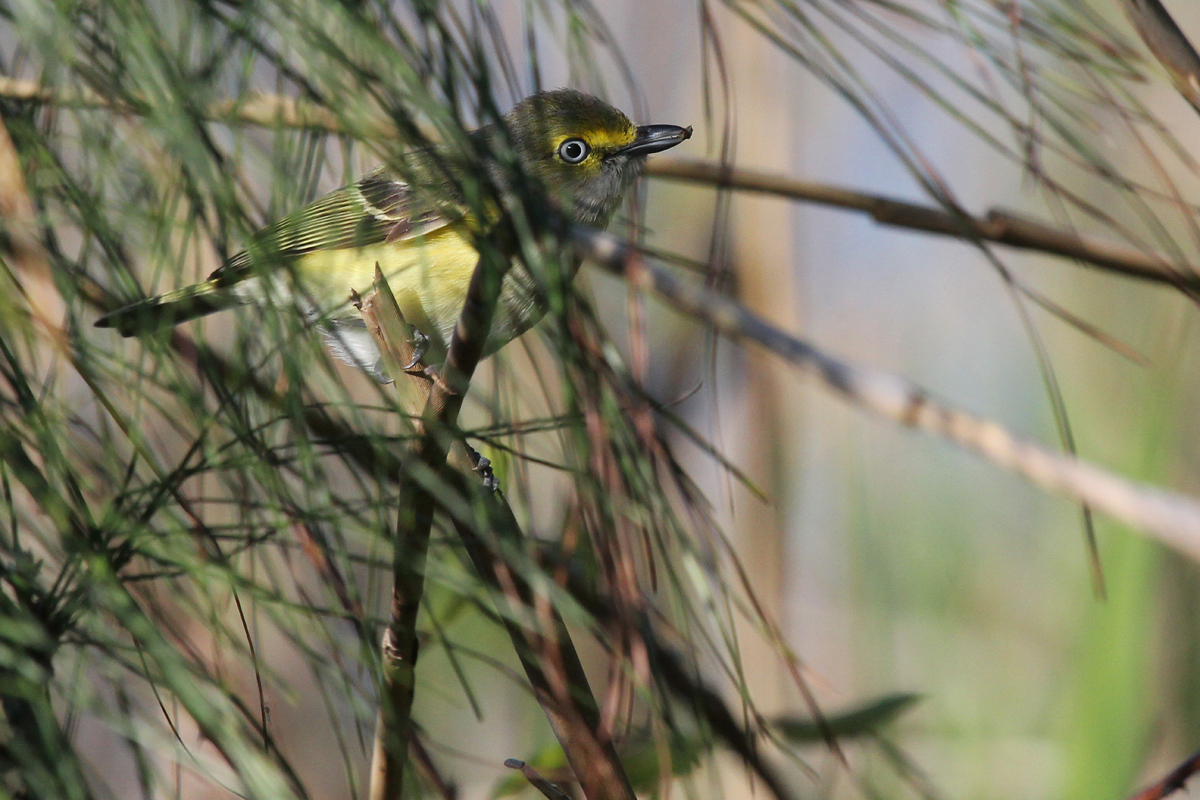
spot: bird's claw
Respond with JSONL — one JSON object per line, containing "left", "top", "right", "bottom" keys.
{"left": 370, "top": 359, "right": 395, "bottom": 384}
{"left": 466, "top": 444, "right": 498, "bottom": 492}
{"left": 403, "top": 328, "right": 429, "bottom": 371}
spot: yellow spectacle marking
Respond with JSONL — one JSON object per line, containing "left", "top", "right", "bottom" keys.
{"left": 554, "top": 125, "right": 636, "bottom": 157}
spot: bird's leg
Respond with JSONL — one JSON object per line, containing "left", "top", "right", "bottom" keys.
{"left": 391, "top": 320, "right": 492, "bottom": 489}
{"left": 396, "top": 325, "right": 446, "bottom": 387}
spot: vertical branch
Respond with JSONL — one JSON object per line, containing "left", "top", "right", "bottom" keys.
{"left": 364, "top": 228, "right": 508, "bottom": 800}
{"left": 360, "top": 269, "right": 429, "bottom": 800}
{"left": 361, "top": 253, "right": 637, "bottom": 800}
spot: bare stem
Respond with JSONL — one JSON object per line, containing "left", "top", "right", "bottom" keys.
{"left": 573, "top": 225, "right": 1200, "bottom": 562}
{"left": 364, "top": 234, "right": 509, "bottom": 799}
{"left": 645, "top": 158, "right": 1200, "bottom": 290}
{"left": 448, "top": 457, "right": 637, "bottom": 800}
{"left": 1127, "top": 744, "right": 1200, "bottom": 800}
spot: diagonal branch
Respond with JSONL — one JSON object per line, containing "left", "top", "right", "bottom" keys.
{"left": 504, "top": 759, "right": 573, "bottom": 800}
{"left": 81, "top": 215, "right": 1200, "bottom": 564}
{"left": 1127, "top": 744, "right": 1200, "bottom": 800}
{"left": 572, "top": 226, "right": 1200, "bottom": 563}
{"left": 645, "top": 158, "right": 1200, "bottom": 290}
{"left": 541, "top": 547, "right": 799, "bottom": 800}
{"left": 1121, "top": 0, "right": 1200, "bottom": 118}
{"left": 448, "top": 458, "right": 637, "bottom": 800}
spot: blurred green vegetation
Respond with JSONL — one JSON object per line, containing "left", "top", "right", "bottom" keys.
{"left": 2, "top": 1, "right": 1200, "bottom": 800}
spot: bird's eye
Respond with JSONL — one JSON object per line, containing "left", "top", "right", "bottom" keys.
{"left": 558, "top": 138, "right": 590, "bottom": 164}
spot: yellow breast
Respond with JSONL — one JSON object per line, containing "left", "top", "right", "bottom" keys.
{"left": 294, "top": 225, "right": 480, "bottom": 349}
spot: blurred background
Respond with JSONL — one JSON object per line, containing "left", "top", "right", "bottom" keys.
{"left": 4, "top": 1, "right": 1200, "bottom": 799}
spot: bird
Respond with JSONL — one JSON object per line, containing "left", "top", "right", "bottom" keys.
{"left": 95, "top": 89, "right": 691, "bottom": 378}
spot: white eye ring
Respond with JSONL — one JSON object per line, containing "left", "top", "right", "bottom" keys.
{"left": 558, "top": 138, "right": 590, "bottom": 164}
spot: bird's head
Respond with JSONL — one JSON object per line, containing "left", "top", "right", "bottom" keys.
{"left": 503, "top": 89, "right": 691, "bottom": 226}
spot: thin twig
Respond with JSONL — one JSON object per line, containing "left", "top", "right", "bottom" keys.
{"left": 413, "top": 736, "right": 458, "bottom": 800}
{"left": 504, "top": 759, "right": 573, "bottom": 800}
{"left": 1121, "top": 0, "right": 1200, "bottom": 118}
{"left": 1128, "top": 745, "right": 1200, "bottom": 800}
{"left": 82, "top": 213, "right": 1200, "bottom": 563}
{"left": 645, "top": 158, "right": 1200, "bottom": 290}
{"left": 0, "top": 76, "right": 356, "bottom": 133}
{"left": 573, "top": 226, "right": 1200, "bottom": 562}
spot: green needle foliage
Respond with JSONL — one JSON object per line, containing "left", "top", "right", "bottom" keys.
{"left": 0, "top": 1, "right": 1197, "bottom": 800}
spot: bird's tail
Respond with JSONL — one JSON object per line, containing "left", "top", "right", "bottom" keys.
{"left": 95, "top": 279, "right": 239, "bottom": 336}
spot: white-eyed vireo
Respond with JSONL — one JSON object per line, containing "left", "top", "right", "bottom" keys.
{"left": 95, "top": 89, "right": 690, "bottom": 375}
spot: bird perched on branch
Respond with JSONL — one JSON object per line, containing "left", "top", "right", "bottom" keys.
{"left": 96, "top": 89, "right": 691, "bottom": 377}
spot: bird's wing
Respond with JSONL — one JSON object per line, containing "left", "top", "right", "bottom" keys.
{"left": 209, "top": 166, "right": 461, "bottom": 284}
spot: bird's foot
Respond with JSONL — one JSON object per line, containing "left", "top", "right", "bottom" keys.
{"left": 370, "top": 359, "right": 395, "bottom": 384}
{"left": 403, "top": 328, "right": 429, "bottom": 371}
{"left": 466, "top": 443, "right": 498, "bottom": 492}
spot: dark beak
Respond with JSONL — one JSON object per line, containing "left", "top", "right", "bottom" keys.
{"left": 616, "top": 124, "right": 692, "bottom": 157}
